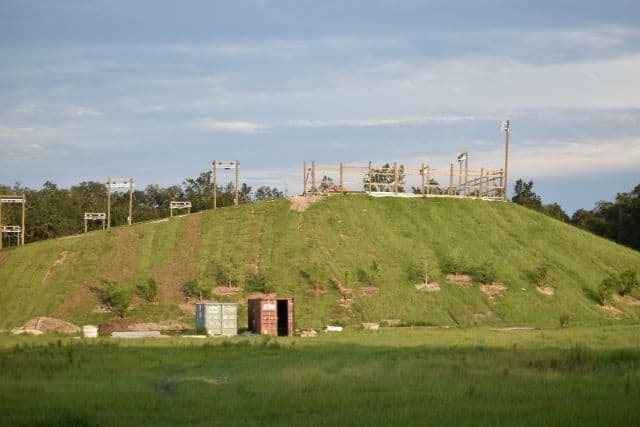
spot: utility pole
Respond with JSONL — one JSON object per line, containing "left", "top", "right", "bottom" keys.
{"left": 502, "top": 120, "right": 510, "bottom": 201}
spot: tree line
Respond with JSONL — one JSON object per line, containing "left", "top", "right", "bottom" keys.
{"left": 0, "top": 170, "right": 283, "bottom": 243}
{"left": 512, "top": 179, "right": 640, "bottom": 251}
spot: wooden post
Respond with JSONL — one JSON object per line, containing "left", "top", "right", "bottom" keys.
{"left": 420, "top": 163, "right": 425, "bottom": 197}
{"left": 426, "top": 166, "right": 431, "bottom": 196}
{"left": 84, "top": 218, "right": 88, "bottom": 233}
{"left": 235, "top": 161, "right": 240, "bottom": 206}
{"left": 311, "top": 161, "right": 316, "bottom": 194}
{"left": 499, "top": 168, "right": 504, "bottom": 200}
{"left": 339, "top": 162, "right": 344, "bottom": 191}
{"left": 213, "top": 160, "right": 217, "bottom": 209}
{"left": 393, "top": 162, "right": 398, "bottom": 194}
{"left": 128, "top": 178, "right": 133, "bottom": 226}
{"left": 479, "top": 168, "right": 484, "bottom": 198}
{"left": 449, "top": 163, "right": 454, "bottom": 196}
{"left": 0, "top": 200, "right": 3, "bottom": 249}
{"left": 303, "top": 162, "right": 307, "bottom": 196}
{"left": 368, "top": 161, "right": 373, "bottom": 193}
{"left": 107, "top": 177, "right": 112, "bottom": 229}
{"left": 21, "top": 194, "right": 25, "bottom": 245}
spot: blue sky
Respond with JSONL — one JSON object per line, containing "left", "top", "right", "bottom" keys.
{"left": 1, "top": 0, "right": 639, "bottom": 213}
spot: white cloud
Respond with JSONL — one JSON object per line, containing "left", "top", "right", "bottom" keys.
{"left": 199, "top": 120, "right": 265, "bottom": 133}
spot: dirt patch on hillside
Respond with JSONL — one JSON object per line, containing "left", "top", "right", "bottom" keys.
{"left": 415, "top": 282, "right": 441, "bottom": 292}
{"left": 536, "top": 285, "right": 555, "bottom": 296}
{"left": 614, "top": 294, "right": 640, "bottom": 305}
{"left": 360, "top": 286, "right": 379, "bottom": 297}
{"left": 153, "top": 214, "right": 202, "bottom": 302}
{"left": 446, "top": 274, "right": 472, "bottom": 286}
{"left": 306, "top": 288, "right": 326, "bottom": 297}
{"left": 338, "top": 296, "right": 353, "bottom": 308}
{"left": 289, "top": 195, "right": 322, "bottom": 212}
{"left": 213, "top": 286, "right": 242, "bottom": 296}
{"left": 13, "top": 317, "right": 80, "bottom": 334}
{"left": 471, "top": 311, "right": 500, "bottom": 321}
{"left": 601, "top": 304, "right": 624, "bottom": 318}
{"left": 248, "top": 292, "right": 277, "bottom": 299}
{"left": 479, "top": 283, "right": 507, "bottom": 297}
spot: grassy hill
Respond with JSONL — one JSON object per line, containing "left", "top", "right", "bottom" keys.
{"left": 1, "top": 195, "right": 639, "bottom": 329}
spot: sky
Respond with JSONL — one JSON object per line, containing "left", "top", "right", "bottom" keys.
{"left": 1, "top": 0, "right": 639, "bottom": 214}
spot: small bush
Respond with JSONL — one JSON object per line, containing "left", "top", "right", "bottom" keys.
{"left": 559, "top": 315, "right": 569, "bottom": 328}
{"left": 597, "top": 270, "right": 639, "bottom": 304}
{"left": 182, "top": 278, "right": 211, "bottom": 300}
{"left": 369, "top": 260, "right": 381, "bottom": 285}
{"left": 99, "top": 279, "right": 132, "bottom": 318}
{"left": 597, "top": 278, "right": 614, "bottom": 305}
{"left": 246, "top": 270, "right": 273, "bottom": 293}
{"left": 442, "top": 248, "right": 471, "bottom": 275}
{"left": 616, "top": 270, "right": 638, "bottom": 295}
{"left": 471, "top": 262, "right": 497, "bottom": 284}
{"left": 532, "top": 263, "right": 550, "bottom": 287}
{"left": 136, "top": 278, "right": 158, "bottom": 302}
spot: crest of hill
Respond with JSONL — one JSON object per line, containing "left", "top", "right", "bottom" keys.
{"left": 0, "top": 195, "right": 638, "bottom": 329}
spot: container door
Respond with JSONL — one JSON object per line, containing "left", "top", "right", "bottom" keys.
{"left": 206, "top": 304, "right": 222, "bottom": 335}
{"left": 222, "top": 304, "right": 237, "bottom": 336}
{"left": 287, "top": 299, "right": 295, "bottom": 337}
{"left": 262, "top": 300, "right": 277, "bottom": 336}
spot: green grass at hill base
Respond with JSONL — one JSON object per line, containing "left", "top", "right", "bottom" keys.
{"left": 1, "top": 326, "right": 639, "bottom": 426}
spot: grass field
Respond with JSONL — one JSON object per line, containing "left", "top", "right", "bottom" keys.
{"left": 1, "top": 326, "right": 640, "bottom": 426}
{"left": 1, "top": 196, "right": 640, "bottom": 329}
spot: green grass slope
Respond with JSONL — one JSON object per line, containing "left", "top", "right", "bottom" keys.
{"left": 0, "top": 195, "right": 639, "bottom": 329}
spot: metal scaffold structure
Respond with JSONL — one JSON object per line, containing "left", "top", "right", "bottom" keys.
{"left": 84, "top": 212, "right": 107, "bottom": 233}
{"left": 170, "top": 200, "right": 192, "bottom": 217}
{"left": 212, "top": 160, "right": 240, "bottom": 209}
{"left": 106, "top": 177, "right": 134, "bottom": 228}
{"left": 0, "top": 194, "right": 26, "bottom": 248}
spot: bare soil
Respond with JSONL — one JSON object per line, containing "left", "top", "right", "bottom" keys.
{"left": 359, "top": 286, "right": 379, "bottom": 297}
{"left": 601, "top": 304, "right": 624, "bottom": 318}
{"left": 536, "top": 285, "right": 555, "bottom": 296}
{"left": 614, "top": 294, "right": 640, "bottom": 305}
{"left": 338, "top": 296, "right": 353, "bottom": 308}
{"left": 248, "top": 292, "right": 277, "bottom": 299}
{"left": 445, "top": 274, "right": 472, "bottom": 286}
{"left": 213, "top": 286, "right": 243, "bottom": 296}
{"left": 13, "top": 317, "right": 80, "bottom": 334}
{"left": 289, "top": 195, "right": 322, "bottom": 212}
{"left": 471, "top": 310, "right": 500, "bottom": 321}
{"left": 306, "top": 288, "right": 326, "bottom": 297}
{"left": 479, "top": 283, "right": 507, "bottom": 297}
{"left": 415, "top": 282, "right": 441, "bottom": 292}
{"left": 382, "top": 319, "right": 401, "bottom": 326}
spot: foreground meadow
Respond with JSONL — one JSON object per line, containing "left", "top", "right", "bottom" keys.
{"left": 1, "top": 326, "right": 639, "bottom": 426}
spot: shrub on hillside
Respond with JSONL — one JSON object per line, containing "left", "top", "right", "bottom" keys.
{"left": 532, "top": 263, "right": 550, "bottom": 287}
{"left": 99, "top": 279, "right": 132, "bottom": 317}
{"left": 182, "top": 278, "right": 211, "bottom": 300}
{"left": 136, "top": 278, "right": 158, "bottom": 302}
{"left": 369, "top": 260, "right": 381, "bottom": 285}
{"left": 471, "top": 262, "right": 497, "bottom": 284}
{"left": 597, "top": 270, "right": 639, "bottom": 304}
{"left": 246, "top": 270, "right": 273, "bottom": 294}
{"left": 442, "top": 248, "right": 471, "bottom": 275}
